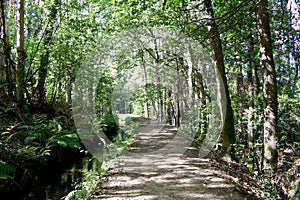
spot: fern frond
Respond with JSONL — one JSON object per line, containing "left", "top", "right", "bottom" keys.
{"left": 0, "top": 160, "right": 16, "bottom": 180}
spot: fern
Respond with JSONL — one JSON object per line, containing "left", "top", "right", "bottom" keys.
{"left": 0, "top": 160, "right": 16, "bottom": 180}
{"left": 47, "top": 132, "right": 80, "bottom": 149}
{"left": 1, "top": 114, "right": 81, "bottom": 176}
{"left": 6, "top": 114, "right": 66, "bottom": 146}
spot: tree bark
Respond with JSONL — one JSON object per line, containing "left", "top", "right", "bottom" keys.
{"left": 141, "top": 52, "right": 149, "bottom": 118}
{"left": 16, "top": 0, "right": 25, "bottom": 108}
{"left": 167, "top": 89, "right": 172, "bottom": 125}
{"left": 203, "top": 0, "right": 236, "bottom": 160}
{"left": 37, "top": 0, "right": 59, "bottom": 110}
{"left": 195, "top": 69, "right": 208, "bottom": 142}
{"left": 0, "top": 1, "right": 14, "bottom": 100}
{"left": 236, "top": 66, "right": 245, "bottom": 143}
{"left": 160, "top": 94, "right": 163, "bottom": 122}
{"left": 176, "top": 57, "right": 181, "bottom": 127}
{"left": 0, "top": 0, "right": 6, "bottom": 84}
{"left": 65, "top": 71, "right": 72, "bottom": 104}
{"left": 0, "top": 1, "right": 5, "bottom": 76}
{"left": 247, "top": 32, "right": 255, "bottom": 171}
{"left": 256, "top": 0, "right": 278, "bottom": 174}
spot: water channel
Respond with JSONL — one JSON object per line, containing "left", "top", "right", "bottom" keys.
{"left": 14, "top": 156, "right": 102, "bottom": 200}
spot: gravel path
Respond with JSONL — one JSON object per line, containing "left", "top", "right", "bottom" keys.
{"left": 91, "top": 117, "right": 251, "bottom": 200}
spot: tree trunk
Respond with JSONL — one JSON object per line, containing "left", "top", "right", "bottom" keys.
{"left": 0, "top": 1, "right": 5, "bottom": 80}
{"left": 0, "top": 0, "right": 8, "bottom": 97}
{"left": 176, "top": 57, "right": 181, "bottom": 127}
{"left": 186, "top": 45, "right": 194, "bottom": 104}
{"left": 195, "top": 70, "right": 208, "bottom": 142}
{"left": 247, "top": 32, "right": 255, "bottom": 171}
{"left": 234, "top": 41, "right": 246, "bottom": 143}
{"left": 176, "top": 97, "right": 180, "bottom": 127}
{"left": 256, "top": 0, "right": 278, "bottom": 174}
{"left": 187, "top": 44, "right": 208, "bottom": 140}
{"left": 65, "top": 72, "right": 72, "bottom": 104}
{"left": 203, "top": 0, "right": 236, "bottom": 160}
{"left": 141, "top": 52, "right": 149, "bottom": 118}
{"left": 160, "top": 95, "right": 163, "bottom": 122}
{"left": 15, "top": 0, "right": 25, "bottom": 108}
{"left": 37, "top": 0, "right": 59, "bottom": 110}
{"left": 167, "top": 89, "right": 172, "bottom": 125}
{"left": 236, "top": 66, "right": 245, "bottom": 144}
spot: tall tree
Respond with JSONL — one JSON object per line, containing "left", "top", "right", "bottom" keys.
{"left": 0, "top": 1, "right": 5, "bottom": 76}
{"left": 36, "top": 0, "right": 60, "bottom": 110}
{"left": 141, "top": 50, "right": 149, "bottom": 118}
{"left": 203, "top": 0, "right": 236, "bottom": 160}
{"left": 15, "top": 0, "right": 25, "bottom": 107}
{"left": 247, "top": 31, "right": 255, "bottom": 171}
{"left": 234, "top": 39, "right": 246, "bottom": 144}
{"left": 0, "top": 0, "right": 7, "bottom": 88}
{"left": 256, "top": 0, "right": 278, "bottom": 174}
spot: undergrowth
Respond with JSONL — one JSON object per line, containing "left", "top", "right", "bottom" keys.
{"left": 0, "top": 111, "right": 81, "bottom": 194}
{"left": 62, "top": 115, "right": 140, "bottom": 200}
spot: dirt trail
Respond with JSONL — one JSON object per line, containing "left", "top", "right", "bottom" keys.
{"left": 92, "top": 117, "right": 251, "bottom": 200}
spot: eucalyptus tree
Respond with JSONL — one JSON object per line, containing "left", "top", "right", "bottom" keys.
{"left": 256, "top": 0, "right": 278, "bottom": 174}
{"left": 34, "top": 0, "right": 60, "bottom": 111}
{"left": 201, "top": 0, "right": 236, "bottom": 160}
{"left": 271, "top": 0, "right": 300, "bottom": 145}
{"left": 0, "top": 0, "right": 14, "bottom": 100}
{"left": 15, "top": 0, "right": 25, "bottom": 108}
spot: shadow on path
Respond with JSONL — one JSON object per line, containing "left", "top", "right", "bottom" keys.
{"left": 92, "top": 116, "right": 250, "bottom": 200}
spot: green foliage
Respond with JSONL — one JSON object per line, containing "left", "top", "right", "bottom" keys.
{"left": 124, "top": 117, "right": 139, "bottom": 135}
{"left": 0, "top": 0, "right": 299, "bottom": 198}
{"left": 0, "top": 160, "right": 16, "bottom": 180}
{"left": 95, "top": 71, "right": 115, "bottom": 116}
{"left": 0, "top": 113, "right": 81, "bottom": 190}
{"left": 290, "top": 179, "right": 300, "bottom": 200}
{"left": 63, "top": 115, "right": 140, "bottom": 200}
{"left": 63, "top": 170, "right": 104, "bottom": 200}
{"left": 5, "top": 114, "right": 80, "bottom": 149}
{"left": 278, "top": 95, "right": 300, "bottom": 144}
{"left": 256, "top": 176, "right": 281, "bottom": 199}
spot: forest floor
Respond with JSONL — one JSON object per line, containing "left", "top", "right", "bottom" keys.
{"left": 91, "top": 116, "right": 253, "bottom": 200}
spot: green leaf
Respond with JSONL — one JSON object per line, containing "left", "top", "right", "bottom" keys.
{"left": 0, "top": 160, "right": 16, "bottom": 180}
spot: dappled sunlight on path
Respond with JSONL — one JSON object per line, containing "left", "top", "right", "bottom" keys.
{"left": 92, "top": 117, "right": 249, "bottom": 200}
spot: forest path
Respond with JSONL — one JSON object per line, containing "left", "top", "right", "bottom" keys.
{"left": 91, "top": 116, "right": 250, "bottom": 200}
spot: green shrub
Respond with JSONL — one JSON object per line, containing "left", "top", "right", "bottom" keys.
{"left": 0, "top": 160, "right": 16, "bottom": 180}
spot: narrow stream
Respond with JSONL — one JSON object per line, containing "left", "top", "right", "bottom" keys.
{"left": 16, "top": 156, "right": 102, "bottom": 200}
{"left": 12, "top": 117, "right": 130, "bottom": 200}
